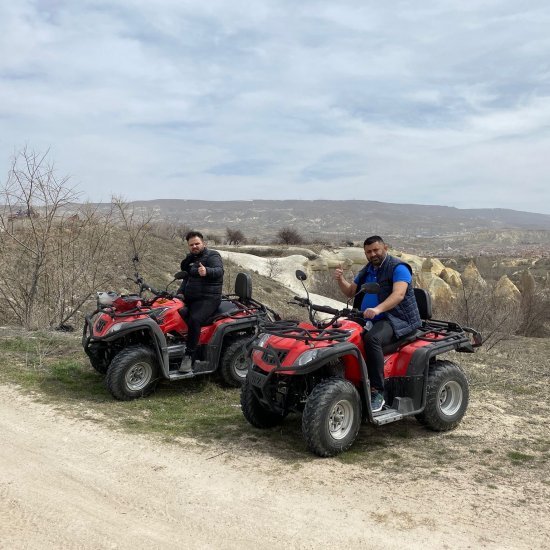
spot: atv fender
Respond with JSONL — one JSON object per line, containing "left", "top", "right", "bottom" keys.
{"left": 252, "top": 341, "right": 374, "bottom": 423}
{"left": 202, "top": 316, "right": 261, "bottom": 367}
{"left": 89, "top": 318, "right": 170, "bottom": 378}
{"left": 316, "top": 342, "right": 373, "bottom": 422}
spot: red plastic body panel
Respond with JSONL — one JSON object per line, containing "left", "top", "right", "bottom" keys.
{"left": 383, "top": 332, "right": 448, "bottom": 377}
{"left": 91, "top": 297, "right": 187, "bottom": 338}
{"left": 197, "top": 311, "right": 256, "bottom": 344}
{"left": 252, "top": 323, "right": 452, "bottom": 382}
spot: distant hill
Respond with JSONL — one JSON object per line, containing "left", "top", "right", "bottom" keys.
{"left": 124, "top": 199, "right": 550, "bottom": 239}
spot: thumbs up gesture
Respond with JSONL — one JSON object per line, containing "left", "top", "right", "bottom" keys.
{"left": 198, "top": 262, "right": 207, "bottom": 277}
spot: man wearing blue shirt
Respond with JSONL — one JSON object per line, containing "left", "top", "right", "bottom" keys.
{"left": 334, "top": 236, "right": 421, "bottom": 412}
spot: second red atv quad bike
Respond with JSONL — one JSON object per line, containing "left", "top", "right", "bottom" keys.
{"left": 241, "top": 270, "right": 482, "bottom": 457}
{"left": 83, "top": 268, "right": 279, "bottom": 401}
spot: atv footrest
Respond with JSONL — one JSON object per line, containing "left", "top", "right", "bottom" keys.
{"left": 169, "top": 371, "right": 195, "bottom": 381}
{"left": 372, "top": 409, "right": 403, "bottom": 426}
{"left": 192, "top": 360, "right": 214, "bottom": 374}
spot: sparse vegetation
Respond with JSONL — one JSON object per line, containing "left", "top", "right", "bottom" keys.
{"left": 276, "top": 226, "right": 304, "bottom": 245}
{"left": 0, "top": 149, "right": 136, "bottom": 330}
{"left": 1, "top": 329, "right": 548, "bottom": 480}
{"left": 226, "top": 227, "right": 246, "bottom": 245}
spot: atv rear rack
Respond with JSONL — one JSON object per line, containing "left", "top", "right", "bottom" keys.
{"left": 418, "top": 319, "right": 483, "bottom": 350}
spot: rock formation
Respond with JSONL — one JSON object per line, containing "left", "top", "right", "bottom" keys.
{"left": 494, "top": 275, "right": 521, "bottom": 303}
{"left": 462, "top": 261, "right": 488, "bottom": 289}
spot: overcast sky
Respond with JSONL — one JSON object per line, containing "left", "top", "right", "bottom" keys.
{"left": 1, "top": 1, "right": 549, "bottom": 214}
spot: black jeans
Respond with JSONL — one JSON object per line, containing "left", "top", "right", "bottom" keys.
{"left": 180, "top": 297, "right": 221, "bottom": 358}
{"left": 362, "top": 319, "right": 396, "bottom": 393}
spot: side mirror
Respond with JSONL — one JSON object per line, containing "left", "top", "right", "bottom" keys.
{"left": 295, "top": 269, "right": 307, "bottom": 281}
{"left": 361, "top": 282, "right": 380, "bottom": 294}
{"left": 174, "top": 271, "right": 188, "bottom": 280}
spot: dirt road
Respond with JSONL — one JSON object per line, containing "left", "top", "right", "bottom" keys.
{"left": 0, "top": 384, "right": 547, "bottom": 549}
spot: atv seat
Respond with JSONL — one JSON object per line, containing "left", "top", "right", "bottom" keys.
{"left": 202, "top": 273, "right": 253, "bottom": 324}
{"left": 382, "top": 331, "right": 418, "bottom": 355}
{"left": 381, "top": 288, "right": 432, "bottom": 355}
{"left": 234, "top": 272, "right": 252, "bottom": 302}
{"left": 216, "top": 299, "right": 240, "bottom": 316}
{"left": 414, "top": 287, "right": 432, "bottom": 320}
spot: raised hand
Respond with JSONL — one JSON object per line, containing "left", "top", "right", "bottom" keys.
{"left": 198, "top": 262, "right": 207, "bottom": 277}
{"left": 334, "top": 264, "right": 344, "bottom": 281}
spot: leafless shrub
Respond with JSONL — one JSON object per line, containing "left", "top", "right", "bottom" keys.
{"left": 518, "top": 287, "right": 550, "bottom": 338}
{"left": 226, "top": 227, "right": 246, "bottom": 245}
{"left": 311, "top": 270, "right": 350, "bottom": 301}
{"left": 0, "top": 148, "right": 139, "bottom": 329}
{"left": 266, "top": 258, "right": 282, "bottom": 279}
{"left": 111, "top": 196, "right": 154, "bottom": 263}
{"left": 276, "top": 227, "right": 303, "bottom": 245}
{"left": 434, "top": 283, "right": 520, "bottom": 351}
{"left": 205, "top": 233, "right": 222, "bottom": 245}
{"left": 150, "top": 221, "right": 192, "bottom": 242}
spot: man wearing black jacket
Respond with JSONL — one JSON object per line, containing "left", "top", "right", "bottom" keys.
{"left": 177, "top": 231, "right": 224, "bottom": 372}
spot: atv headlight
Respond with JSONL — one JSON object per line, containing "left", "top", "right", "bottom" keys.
{"left": 105, "top": 322, "right": 125, "bottom": 335}
{"left": 256, "top": 334, "right": 271, "bottom": 348}
{"left": 297, "top": 349, "right": 319, "bottom": 366}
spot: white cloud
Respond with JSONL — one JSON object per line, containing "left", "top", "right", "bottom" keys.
{"left": 0, "top": 1, "right": 549, "bottom": 214}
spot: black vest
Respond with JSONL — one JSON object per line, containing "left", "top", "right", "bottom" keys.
{"left": 354, "top": 255, "right": 421, "bottom": 338}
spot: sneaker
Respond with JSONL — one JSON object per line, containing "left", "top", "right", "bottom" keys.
{"left": 178, "top": 355, "right": 193, "bottom": 373}
{"left": 371, "top": 391, "right": 385, "bottom": 412}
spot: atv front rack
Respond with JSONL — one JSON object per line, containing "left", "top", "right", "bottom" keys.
{"left": 259, "top": 320, "right": 351, "bottom": 343}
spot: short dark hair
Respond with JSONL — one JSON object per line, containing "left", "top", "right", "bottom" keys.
{"left": 363, "top": 235, "right": 385, "bottom": 247}
{"left": 185, "top": 230, "right": 204, "bottom": 242}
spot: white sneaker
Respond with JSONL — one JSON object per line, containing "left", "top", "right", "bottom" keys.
{"left": 179, "top": 356, "right": 193, "bottom": 373}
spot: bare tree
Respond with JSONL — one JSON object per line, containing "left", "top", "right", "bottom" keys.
{"left": 276, "top": 226, "right": 303, "bottom": 245}
{"left": 311, "top": 270, "right": 346, "bottom": 301}
{"left": 226, "top": 227, "right": 245, "bottom": 245}
{"left": 0, "top": 148, "right": 122, "bottom": 329}
{"left": 266, "top": 258, "right": 282, "bottom": 279}
{"left": 518, "top": 281, "right": 550, "bottom": 337}
{"left": 111, "top": 196, "right": 154, "bottom": 265}
{"left": 435, "top": 282, "right": 520, "bottom": 351}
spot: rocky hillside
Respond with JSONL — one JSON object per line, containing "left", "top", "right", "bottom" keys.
{"left": 86, "top": 199, "right": 550, "bottom": 245}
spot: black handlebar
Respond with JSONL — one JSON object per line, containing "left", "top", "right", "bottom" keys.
{"left": 291, "top": 292, "right": 365, "bottom": 328}
{"left": 310, "top": 303, "right": 339, "bottom": 315}
{"left": 136, "top": 278, "right": 178, "bottom": 300}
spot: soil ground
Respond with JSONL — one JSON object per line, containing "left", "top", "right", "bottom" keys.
{"left": 1, "top": 334, "right": 549, "bottom": 549}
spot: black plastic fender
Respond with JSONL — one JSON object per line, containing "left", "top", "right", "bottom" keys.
{"left": 251, "top": 341, "right": 374, "bottom": 422}
{"left": 86, "top": 318, "right": 170, "bottom": 378}
{"left": 203, "top": 316, "right": 264, "bottom": 367}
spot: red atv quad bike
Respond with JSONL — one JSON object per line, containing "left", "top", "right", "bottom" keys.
{"left": 82, "top": 268, "right": 279, "bottom": 401}
{"left": 241, "top": 269, "right": 482, "bottom": 457}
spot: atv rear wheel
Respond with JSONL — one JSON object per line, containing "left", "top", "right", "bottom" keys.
{"left": 302, "top": 378, "right": 362, "bottom": 457}
{"left": 416, "top": 359, "right": 469, "bottom": 431}
{"left": 220, "top": 336, "right": 250, "bottom": 387}
{"left": 241, "top": 375, "right": 286, "bottom": 428}
{"left": 106, "top": 345, "right": 159, "bottom": 401}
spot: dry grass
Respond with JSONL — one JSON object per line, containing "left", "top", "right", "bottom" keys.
{"left": 1, "top": 329, "right": 548, "bottom": 483}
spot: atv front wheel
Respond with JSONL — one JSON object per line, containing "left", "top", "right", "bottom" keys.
{"left": 416, "top": 359, "right": 469, "bottom": 431}
{"left": 302, "top": 378, "right": 362, "bottom": 457}
{"left": 105, "top": 345, "right": 159, "bottom": 401}
{"left": 220, "top": 337, "right": 250, "bottom": 387}
{"left": 87, "top": 345, "right": 110, "bottom": 375}
{"left": 240, "top": 375, "right": 286, "bottom": 428}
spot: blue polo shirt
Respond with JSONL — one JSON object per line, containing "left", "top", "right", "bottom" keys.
{"left": 354, "top": 262, "right": 412, "bottom": 320}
